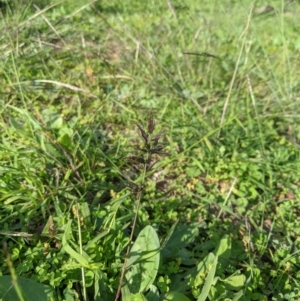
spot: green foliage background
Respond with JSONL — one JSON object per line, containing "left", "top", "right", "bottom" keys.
{"left": 1, "top": 0, "right": 300, "bottom": 300}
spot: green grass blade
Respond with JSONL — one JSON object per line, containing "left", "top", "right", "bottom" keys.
{"left": 197, "top": 255, "right": 218, "bottom": 301}
{"left": 62, "top": 220, "right": 89, "bottom": 266}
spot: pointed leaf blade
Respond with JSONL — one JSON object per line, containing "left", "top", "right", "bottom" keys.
{"left": 125, "top": 225, "right": 160, "bottom": 293}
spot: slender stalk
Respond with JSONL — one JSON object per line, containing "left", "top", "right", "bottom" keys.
{"left": 4, "top": 243, "right": 26, "bottom": 301}
{"left": 218, "top": 4, "right": 253, "bottom": 137}
{"left": 76, "top": 202, "right": 87, "bottom": 301}
{"left": 114, "top": 191, "right": 142, "bottom": 301}
{"left": 115, "top": 110, "right": 165, "bottom": 301}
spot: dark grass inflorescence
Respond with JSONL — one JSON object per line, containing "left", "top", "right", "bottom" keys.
{"left": 125, "top": 110, "right": 166, "bottom": 196}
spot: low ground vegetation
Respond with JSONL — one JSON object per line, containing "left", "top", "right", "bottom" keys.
{"left": 1, "top": 1, "right": 300, "bottom": 300}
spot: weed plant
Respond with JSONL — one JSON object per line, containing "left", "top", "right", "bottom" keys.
{"left": 115, "top": 110, "right": 166, "bottom": 300}
{"left": 1, "top": 0, "right": 300, "bottom": 301}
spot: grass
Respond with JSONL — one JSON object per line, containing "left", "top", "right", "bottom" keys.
{"left": 1, "top": 0, "right": 300, "bottom": 300}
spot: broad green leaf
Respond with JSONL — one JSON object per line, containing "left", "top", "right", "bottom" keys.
{"left": 223, "top": 274, "right": 246, "bottom": 290}
{"left": 131, "top": 293, "right": 148, "bottom": 301}
{"left": 58, "top": 133, "right": 72, "bottom": 149}
{"left": 126, "top": 226, "right": 160, "bottom": 269}
{"left": 125, "top": 225, "right": 160, "bottom": 293}
{"left": 121, "top": 284, "right": 131, "bottom": 301}
{"left": 197, "top": 254, "right": 218, "bottom": 301}
{"left": 0, "top": 276, "right": 54, "bottom": 301}
{"left": 214, "top": 234, "right": 231, "bottom": 259}
{"left": 162, "top": 292, "right": 192, "bottom": 301}
{"left": 58, "top": 127, "right": 73, "bottom": 149}
{"left": 214, "top": 234, "right": 231, "bottom": 271}
{"left": 62, "top": 220, "right": 89, "bottom": 266}
{"left": 50, "top": 116, "right": 63, "bottom": 129}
